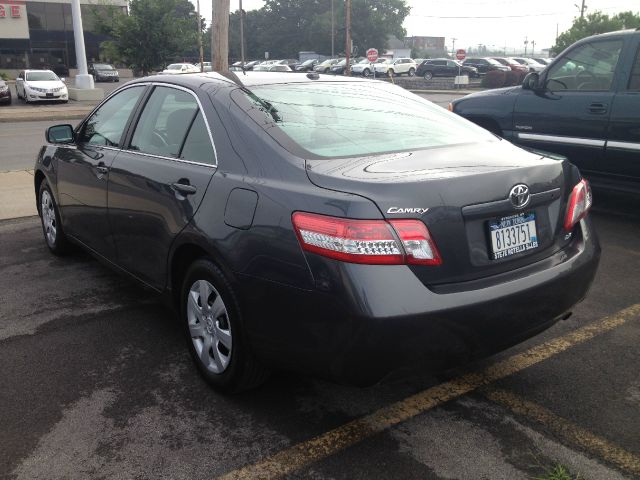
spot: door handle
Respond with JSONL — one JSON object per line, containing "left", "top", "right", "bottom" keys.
{"left": 95, "top": 162, "right": 109, "bottom": 176}
{"left": 170, "top": 182, "right": 197, "bottom": 195}
{"left": 588, "top": 103, "right": 607, "bottom": 114}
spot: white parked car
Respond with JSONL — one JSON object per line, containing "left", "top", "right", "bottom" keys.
{"left": 373, "top": 58, "right": 417, "bottom": 77}
{"left": 351, "top": 58, "right": 386, "bottom": 77}
{"left": 162, "top": 63, "right": 201, "bottom": 74}
{"left": 15, "top": 70, "right": 68, "bottom": 104}
{"left": 253, "top": 64, "right": 292, "bottom": 72}
{"left": 511, "top": 57, "right": 546, "bottom": 73}
{"left": 193, "top": 62, "right": 213, "bottom": 72}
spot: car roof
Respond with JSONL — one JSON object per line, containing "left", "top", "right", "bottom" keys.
{"left": 128, "top": 71, "right": 376, "bottom": 90}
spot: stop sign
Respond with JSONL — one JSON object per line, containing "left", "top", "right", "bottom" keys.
{"left": 366, "top": 48, "right": 379, "bottom": 62}
{"left": 456, "top": 49, "right": 466, "bottom": 61}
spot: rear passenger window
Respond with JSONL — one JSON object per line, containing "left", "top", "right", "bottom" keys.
{"left": 130, "top": 86, "right": 198, "bottom": 158}
{"left": 180, "top": 111, "right": 215, "bottom": 165}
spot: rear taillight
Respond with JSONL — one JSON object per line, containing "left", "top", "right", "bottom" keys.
{"left": 292, "top": 212, "right": 442, "bottom": 266}
{"left": 564, "top": 179, "right": 593, "bottom": 232}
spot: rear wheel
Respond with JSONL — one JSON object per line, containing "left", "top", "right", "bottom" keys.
{"left": 424, "top": 71, "right": 433, "bottom": 80}
{"left": 362, "top": 68, "right": 371, "bottom": 77}
{"left": 39, "top": 180, "right": 69, "bottom": 255}
{"left": 181, "top": 259, "right": 268, "bottom": 392}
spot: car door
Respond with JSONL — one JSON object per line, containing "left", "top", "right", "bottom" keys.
{"left": 446, "top": 60, "right": 460, "bottom": 77}
{"left": 512, "top": 37, "right": 624, "bottom": 174}
{"left": 107, "top": 84, "right": 216, "bottom": 289}
{"left": 55, "top": 85, "right": 146, "bottom": 258}
{"left": 604, "top": 36, "right": 640, "bottom": 182}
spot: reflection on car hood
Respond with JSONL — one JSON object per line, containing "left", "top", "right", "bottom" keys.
{"left": 459, "top": 85, "right": 521, "bottom": 99}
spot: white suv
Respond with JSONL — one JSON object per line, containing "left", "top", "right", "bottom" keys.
{"left": 373, "top": 58, "right": 417, "bottom": 77}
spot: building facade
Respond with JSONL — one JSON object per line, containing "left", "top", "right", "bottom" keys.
{"left": 0, "top": 0, "right": 126, "bottom": 72}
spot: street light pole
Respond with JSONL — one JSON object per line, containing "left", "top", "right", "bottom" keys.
{"left": 331, "top": 0, "right": 335, "bottom": 57}
{"left": 451, "top": 37, "right": 457, "bottom": 57}
{"left": 212, "top": 0, "right": 230, "bottom": 71}
{"left": 196, "top": 0, "right": 204, "bottom": 71}
{"left": 240, "top": 0, "right": 245, "bottom": 68}
{"left": 70, "top": 0, "right": 93, "bottom": 89}
{"left": 344, "top": 0, "right": 351, "bottom": 76}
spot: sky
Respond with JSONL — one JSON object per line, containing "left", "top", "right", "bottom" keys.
{"left": 193, "top": 0, "right": 640, "bottom": 54}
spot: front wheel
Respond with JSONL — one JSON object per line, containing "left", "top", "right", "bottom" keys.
{"left": 39, "top": 180, "right": 69, "bottom": 255}
{"left": 181, "top": 259, "right": 269, "bottom": 392}
{"left": 408, "top": 68, "right": 416, "bottom": 77}
{"left": 362, "top": 68, "right": 371, "bottom": 77}
{"left": 387, "top": 69, "right": 395, "bottom": 77}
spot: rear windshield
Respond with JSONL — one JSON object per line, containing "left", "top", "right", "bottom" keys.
{"left": 26, "top": 71, "right": 59, "bottom": 81}
{"left": 233, "top": 81, "right": 494, "bottom": 158}
{"left": 94, "top": 64, "right": 114, "bottom": 70}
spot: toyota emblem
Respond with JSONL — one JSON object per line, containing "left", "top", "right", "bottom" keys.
{"left": 509, "top": 184, "right": 530, "bottom": 209}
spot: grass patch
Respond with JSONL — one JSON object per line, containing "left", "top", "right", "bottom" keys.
{"left": 535, "top": 464, "right": 582, "bottom": 480}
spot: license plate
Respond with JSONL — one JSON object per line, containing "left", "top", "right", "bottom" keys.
{"left": 46, "top": 93, "right": 53, "bottom": 98}
{"left": 488, "top": 212, "right": 538, "bottom": 260}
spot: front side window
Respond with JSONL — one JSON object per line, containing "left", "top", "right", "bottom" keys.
{"left": 546, "top": 40, "right": 623, "bottom": 91}
{"left": 78, "top": 86, "right": 145, "bottom": 146}
{"left": 130, "top": 86, "right": 199, "bottom": 158}
{"left": 234, "top": 82, "right": 494, "bottom": 159}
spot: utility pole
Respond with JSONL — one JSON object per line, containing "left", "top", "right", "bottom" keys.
{"left": 212, "top": 0, "right": 230, "bottom": 72}
{"left": 451, "top": 37, "right": 457, "bottom": 57}
{"left": 524, "top": 36, "right": 528, "bottom": 56}
{"left": 531, "top": 40, "right": 535, "bottom": 56}
{"left": 196, "top": 0, "right": 204, "bottom": 71}
{"left": 344, "top": 0, "right": 351, "bottom": 76}
{"left": 331, "top": 0, "right": 335, "bottom": 57}
{"left": 580, "top": 0, "right": 586, "bottom": 18}
{"left": 70, "top": 0, "right": 93, "bottom": 89}
{"left": 239, "top": 0, "right": 245, "bottom": 68}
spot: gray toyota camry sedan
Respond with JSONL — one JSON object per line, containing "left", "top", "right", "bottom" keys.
{"left": 34, "top": 72, "right": 600, "bottom": 391}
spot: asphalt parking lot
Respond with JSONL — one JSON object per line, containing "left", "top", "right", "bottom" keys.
{"left": 0, "top": 192, "right": 638, "bottom": 480}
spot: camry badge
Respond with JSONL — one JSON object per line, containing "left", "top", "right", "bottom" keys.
{"left": 387, "top": 207, "right": 429, "bottom": 215}
{"left": 509, "top": 184, "right": 530, "bottom": 209}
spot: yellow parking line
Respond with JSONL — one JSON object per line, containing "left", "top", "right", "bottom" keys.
{"left": 483, "top": 387, "right": 640, "bottom": 476}
{"left": 217, "top": 304, "right": 640, "bottom": 480}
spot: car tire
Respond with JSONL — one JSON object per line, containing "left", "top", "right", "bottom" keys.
{"left": 181, "top": 259, "right": 269, "bottom": 393}
{"left": 424, "top": 71, "right": 433, "bottom": 80}
{"left": 38, "top": 180, "right": 70, "bottom": 255}
{"left": 388, "top": 69, "right": 395, "bottom": 77}
{"left": 408, "top": 68, "right": 416, "bottom": 77}
{"left": 362, "top": 68, "right": 371, "bottom": 77}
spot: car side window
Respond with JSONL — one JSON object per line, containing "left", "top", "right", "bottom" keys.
{"left": 130, "top": 86, "right": 199, "bottom": 158}
{"left": 179, "top": 111, "right": 215, "bottom": 165}
{"left": 628, "top": 46, "right": 640, "bottom": 91}
{"left": 78, "top": 86, "right": 145, "bottom": 146}
{"left": 546, "top": 40, "right": 623, "bottom": 91}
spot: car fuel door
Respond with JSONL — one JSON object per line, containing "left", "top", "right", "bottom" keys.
{"left": 512, "top": 38, "right": 623, "bottom": 174}
{"left": 108, "top": 85, "right": 216, "bottom": 289}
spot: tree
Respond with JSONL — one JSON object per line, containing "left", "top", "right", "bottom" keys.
{"left": 553, "top": 10, "right": 640, "bottom": 54}
{"left": 93, "top": 0, "right": 202, "bottom": 74}
{"left": 226, "top": 0, "right": 410, "bottom": 61}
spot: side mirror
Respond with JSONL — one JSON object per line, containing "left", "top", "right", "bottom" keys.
{"left": 46, "top": 124, "right": 75, "bottom": 144}
{"left": 522, "top": 72, "right": 541, "bottom": 91}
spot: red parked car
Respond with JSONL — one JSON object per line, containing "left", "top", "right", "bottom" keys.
{"left": 492, "top": 57, "right": 528, "bottom": 73}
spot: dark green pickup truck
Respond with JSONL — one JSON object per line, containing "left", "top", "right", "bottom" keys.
{"left": 451, "top": 29, "right": 640, "bottom": 193}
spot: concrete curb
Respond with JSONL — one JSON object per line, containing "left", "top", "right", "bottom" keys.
{"left": 0, "top": 106, "right": 94, "bottom": 123}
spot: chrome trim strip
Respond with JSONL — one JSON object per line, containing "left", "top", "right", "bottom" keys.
{"left": 517, "top": 133, "right": 605, "bottom": 147}
{"left": 122, "top": 149, "right": 217, "bottom": 169}
{"left": 606, "top": 140, "right": 640, "bottom": 152}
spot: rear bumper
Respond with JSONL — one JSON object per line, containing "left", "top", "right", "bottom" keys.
{"left": 241, "top": 217, "right": 600, "bottom": 385}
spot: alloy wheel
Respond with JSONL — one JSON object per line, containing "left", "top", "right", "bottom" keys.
{"left": 187, "top": 279, "right": 232, "bottom": 374}
{"left": 40, "top": 190, "right": 57, "bottom": 245}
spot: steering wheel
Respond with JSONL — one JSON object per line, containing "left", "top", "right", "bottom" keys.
{"left": 151, "top": 129, "right": 168, "bottom": 148}
{"left": 575, "top": 70, "right": 596, "bottom": 90}
{"left": 546, "top": 78, "right": 568, "bottom": 91}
